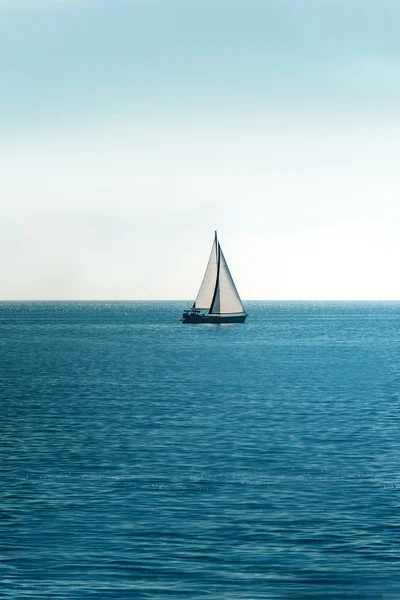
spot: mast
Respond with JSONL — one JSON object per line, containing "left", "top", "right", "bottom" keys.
{"left": 209, "top": 231, "right": 221, "bottom": 314}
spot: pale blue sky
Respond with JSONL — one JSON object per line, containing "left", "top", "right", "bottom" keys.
{"left": 2, "top": 0, "right": 400, "bottom": 299}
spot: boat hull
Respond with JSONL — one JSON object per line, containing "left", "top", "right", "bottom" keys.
{"left": 181, "top": 313, "right": 247, "bottom": 324}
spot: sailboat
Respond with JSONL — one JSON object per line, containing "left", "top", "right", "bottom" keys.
{"left": 181, "top": 231, "right": 247, "bottom": 324}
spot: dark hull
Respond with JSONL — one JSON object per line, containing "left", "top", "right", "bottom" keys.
{"left": 181, "top": 313, "right": 247, "bottom": 324}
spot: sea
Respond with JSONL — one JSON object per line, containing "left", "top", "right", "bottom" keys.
{"left": 1, "top": 301, "right": 400, "bottom": 599}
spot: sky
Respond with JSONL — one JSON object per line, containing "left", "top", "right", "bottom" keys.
{"left": 2, "top": 0, "right": 400, "bottom": 300}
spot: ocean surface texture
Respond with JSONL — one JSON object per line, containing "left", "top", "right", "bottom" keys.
{"left": 1, "top": 301, "right": 400, "bottom": 599}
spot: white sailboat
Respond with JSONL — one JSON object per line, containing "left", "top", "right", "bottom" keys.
{"left": 181, "top": 231, "right": 247, "bottom": 324}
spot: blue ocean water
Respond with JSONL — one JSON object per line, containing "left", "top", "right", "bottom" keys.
{"left": 1, "top": 301, "right": 400, "bottom": 599}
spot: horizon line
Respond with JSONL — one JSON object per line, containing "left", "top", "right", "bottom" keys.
{"left": 0, "top": 299, "right": 399, "bottom": 303}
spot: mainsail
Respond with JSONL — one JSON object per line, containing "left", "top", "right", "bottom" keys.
{"left": 194, "top": 232, "right": 245, "bottom": 315}
{"left": 211, "top": 246, "right": 245, "bottom": 314}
